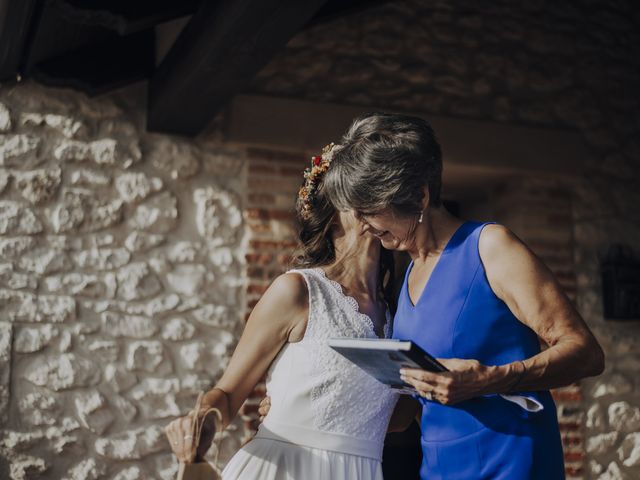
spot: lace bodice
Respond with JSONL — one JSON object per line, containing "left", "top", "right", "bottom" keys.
{"left": 259, "top": 268, "right": 399, "bottom": 460}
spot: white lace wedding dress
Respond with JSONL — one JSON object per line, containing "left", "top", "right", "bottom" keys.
{"left": 222, "top": 268, "right": 399, "bottom": 479}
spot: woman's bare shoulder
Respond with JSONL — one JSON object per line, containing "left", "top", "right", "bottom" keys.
{"left": 256, "top": 272, "right": 309, "bottom": 315}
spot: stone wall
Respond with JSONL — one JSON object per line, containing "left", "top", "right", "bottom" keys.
{"left": 249, "top": 0, "right": 640, "bottom": 478}
{"left": 0, "top": 82, "right": 250, "bottom": 479}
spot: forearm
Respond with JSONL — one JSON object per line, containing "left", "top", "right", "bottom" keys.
{"left": 487, "top": 338, "right": 604, "bottom": 395}
{"left": 387, "top": 396, "right": 420, "bottom": 433}
{"left": 201, "top": 386, "right": 234, "bottom": 430}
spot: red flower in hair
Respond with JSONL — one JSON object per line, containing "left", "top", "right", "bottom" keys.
{"left": 313, "top": 155, "right": 322, "bottom": 166}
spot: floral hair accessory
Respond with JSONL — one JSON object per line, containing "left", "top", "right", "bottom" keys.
{"left": 299, "top": 142, "right": 337, "bottom": 218}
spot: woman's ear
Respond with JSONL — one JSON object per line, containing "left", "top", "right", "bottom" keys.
{"left": 421, "top": 186, "right": 430, "bottom": 210}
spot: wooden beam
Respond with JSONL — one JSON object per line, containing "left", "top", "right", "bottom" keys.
{"left": 226, "top": 94, "right": 593, "bottom": 188}
{"left": 52, "top": 0, "right": 199, "bottom": 36}
{"left": 31, "top": 30, "right": 155, "bottom": 96}
{"left": 0, "top": 0, "right": 40, "bottom": 80}
{"left": 147, "top": 0, "right": 329, "bottom": 136}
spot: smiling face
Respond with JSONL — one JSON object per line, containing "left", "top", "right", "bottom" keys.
{"left": 357, "top": 208, "right": 420, "bottom": 252}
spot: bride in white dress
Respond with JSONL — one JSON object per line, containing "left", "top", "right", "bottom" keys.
{"left": 166, "top": 145, "right": 410, "bottom": 479}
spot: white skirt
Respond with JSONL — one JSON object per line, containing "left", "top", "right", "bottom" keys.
{"left": 222, "top": 436, "right": 383, "bottom": 480}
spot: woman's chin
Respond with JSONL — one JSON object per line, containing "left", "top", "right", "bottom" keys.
{"left": 381, "top": 237, "right": 405, "bottom": 251}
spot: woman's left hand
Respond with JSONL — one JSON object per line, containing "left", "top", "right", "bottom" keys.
{"left": 400, "top": 358, "right": 494, "bottom": 405}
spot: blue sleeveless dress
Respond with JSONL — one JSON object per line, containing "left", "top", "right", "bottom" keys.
{"left": 393, "top": 221, "right": 565, "bottom": 480}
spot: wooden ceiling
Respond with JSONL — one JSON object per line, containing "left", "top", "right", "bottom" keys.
{"left": 0, "top": 0, "right": 388, "bottom": 136}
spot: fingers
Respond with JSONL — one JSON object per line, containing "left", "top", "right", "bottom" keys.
{"left": 165, "top": 416, "right": 197, "bottom": 463}
{"left": 258, "top": 396, "right": 271, "bottom": 419}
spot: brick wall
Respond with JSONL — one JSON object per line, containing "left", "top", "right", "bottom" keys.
{"left": 491, "top": 177, "right": 585, "bottom": 478}
{"left": 239, "top": 147, "right": 307, "bottom": 433}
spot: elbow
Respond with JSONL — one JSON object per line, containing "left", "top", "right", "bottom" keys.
{"left": 580, "top": 338, "right": 605, "bottom": 378}
{"left": 591, "top": 343, "right": 606, "bottom": 377}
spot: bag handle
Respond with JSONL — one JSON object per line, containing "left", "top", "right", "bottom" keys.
{"left": 189, "top": 391, "right": 224, "bottom": 470}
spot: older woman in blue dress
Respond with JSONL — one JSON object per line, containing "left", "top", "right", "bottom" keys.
{"left": 318, "top": 113, "right": 604, "bottom": 479}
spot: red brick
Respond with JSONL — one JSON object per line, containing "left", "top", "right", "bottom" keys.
{"left": 564, "top": 452, "right": 583, "bottom": 462}
{"left": 248, "top": 223, "right": 272, "bottom": 234}
{"left": 250, "top": 164, "right": 278, "bottom": 175}
{"left": 247, "top": 266, "right": 264, "bottom": 278}
{"left": 280, "top": 166, "right": 304, "bottom": 177}
{"left": 562, "top": 437, "right": 583, "bottom": 447}
{"left": 250, "top": 240, "right": 297, "bottom": 250}
{"left": 246, "top": 208, "right": 294, "bottom": 221}
{"left": 277, "top": 253, "right": 293, "bottom": 267}
{"left": 559, "top": 421, "right": 581, "bottom": 431}
{"left": 564, "top": 465, "right": 583, "bottom": 477}
{"left": 248, "top": 284, "right": 269, "bottom": 295}
{"left": 552, "top": 388, "right": 582, "bottom": 403}
{"left": 248, "top": 193, "right": 276, "bottom": 204}
{"left": 247, "top": 299, "right": 259, "bottom": 309}
{"left": 245, "top": 253, "right": 272, "bottom": 265}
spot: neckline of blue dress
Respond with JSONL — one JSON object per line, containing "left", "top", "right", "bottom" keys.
{"left": 404, "top": 220, "right": 471, "bottom": 308}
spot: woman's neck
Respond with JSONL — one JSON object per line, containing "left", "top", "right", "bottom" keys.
{"left": 325, "top": 238, "right": 381, "bottom": 300}
{"left": 408, "top": 208, "right": 462, "bottom": 262}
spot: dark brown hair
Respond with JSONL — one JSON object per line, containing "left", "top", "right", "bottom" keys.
{"left": 292, "top": 171, "right": 397, "bottom": 313}
{"left": 325, "top": 112, "right": 443, "bottom": 218}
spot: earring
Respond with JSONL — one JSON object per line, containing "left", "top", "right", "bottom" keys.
{"left": 418, "top": 211, "right": 423, "bottom": 224}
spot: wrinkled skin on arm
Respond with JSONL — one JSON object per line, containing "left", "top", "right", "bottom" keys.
{"left": 400, "top": 224, "right": 605, "bottom": 405}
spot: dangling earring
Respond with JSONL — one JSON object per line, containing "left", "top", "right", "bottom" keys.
{"left": 418, "top": 211, "right": 424, "bottom": 224}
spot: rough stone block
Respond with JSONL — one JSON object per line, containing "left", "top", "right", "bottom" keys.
{"left": 129, "top": 191, "right": 178, "bottom": 234}
{"left": 94, "top": 425, "right": 166, "bottom": 460}
{"left": 20, "top": 112, "right": 86, "bottom": 138}
{"left": 149, "top": 137, "right": 200, "bottom": 179}
{"left": 0, "top": 201, "right": 43, "bottom": 235}
{"left": 0, "top": 134, "right": 40, "bottom": 167}
{"left": 62, "top": 458, "right": 105, "bottom": 480}
{"left": 618, "top": 432, "right": 640, "bottom": 467}
{"left": 74, "top": 391, "right": 114, "bottom": 434}
{"left": 0, "top": 237, "right": 35, "bottom": 259}
{"left": 13, "top": 167, "right": 62, "bottom": 204}
{"left": 104, "top": 364, "right": 137, "bottom": 393}
{"left": 115, "top": 172, "right": 163, "bottom": 203}
{"left": 0, "top": 322, "right": 11, "bottom": 424}
{"left": 0, "top": 102, "right": 11, "bottom": 131}
{"left": 194, "top": 187, "right": 242, "bottom": 245}
{"left": 72, "top": 248, "right": 130, "bottom": 270}
{"left": 18, "top": 247, "right": 71, "bottom": 275}
{"left": 609, "top": 401, "right": 640, "bottom": 433}
{"left": 117, "top": 262, "right": 162, "bottom": 301}
{"left": 166, "top": 264, "right": 207, "bottom": 296}
{"left": 126, "top": 341, "right": 165, "bottom": 372}
{"left": 124, "top": 231, "right": 165, "bottom": 252}
{"left": 69, "top": 168, "right": 110, "bottom": 187}
{"left": 14, "top": 325, "right": 59, "bottom": 353}
{"left": 23, "top": 353, "right": 99, "bottom": 391}
{"left": 587, "top": 431, "right": 619, "bottom": 455}
{"left": 101, "top": 311, "right": 158, "bottom": 338}
{"left": 161, "top": 317, "right": 196, "bottom": 341}
{"left": 129, "top": 378, "right": 180, "bottom": 419}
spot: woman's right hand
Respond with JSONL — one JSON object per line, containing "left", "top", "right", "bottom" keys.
{"left": 165, "top": 410, "right": 216, "bottom": 463}
{"left": 258, "top": 395, "right": 271, "bottom": 422}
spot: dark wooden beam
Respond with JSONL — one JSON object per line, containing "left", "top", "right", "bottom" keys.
{"left": 147, "top": 0, "right": 329, "bottom": 136}
{"left": 308, "top": 0, "right": 390, "bottom": 28}
{"left": 52, "top": 0, "right": 199, "bottom": 36}
{"left": 31, "top": 30, "right": 155, "bottom": 96}
{"left": 0, "top": 0, "right": 40, "bottom": 80}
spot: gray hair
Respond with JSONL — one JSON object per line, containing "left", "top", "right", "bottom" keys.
{"left": 325, "top": 112, "right": 442, "bottom": 217}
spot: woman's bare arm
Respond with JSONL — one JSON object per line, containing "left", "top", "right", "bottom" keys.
{"left": 387, "top": 395, "right": 421, "bottom": 432}
{"left": 479, "top": 224, "right": 604, "bottom": 392}
{"left": 165, "top": 272, "right": 308, "bottom": 460}
{"left": 399, "top": 224, "right": 604, "bottom": 404}
{"left": 205, "top": 272, "right": 308, "bottom": 426}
